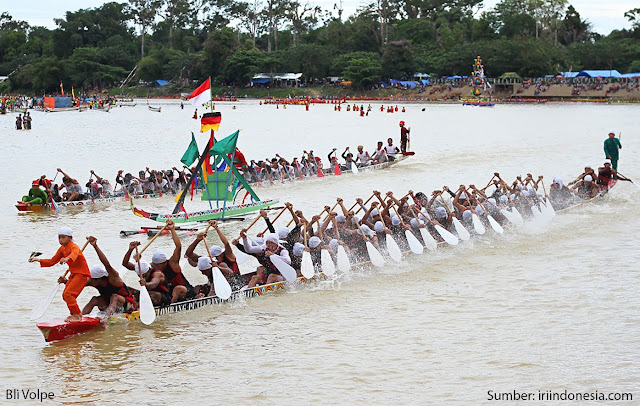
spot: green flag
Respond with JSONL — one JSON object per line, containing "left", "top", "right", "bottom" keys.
{"left": 209, "top": 130, "right": 239, "bottom": 156}
{"left": 180, "top": 133, "right": 199, "bottom": 166}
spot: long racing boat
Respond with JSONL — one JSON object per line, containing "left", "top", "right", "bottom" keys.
{"left": 35, "top": 177, "right": 618, "bottom": 342}
{"left": 16, "top": 193, "right": 163, "bottom": 212}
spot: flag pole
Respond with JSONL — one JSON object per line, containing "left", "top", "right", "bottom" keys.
{"left": 220, "top": 132, "right": 239, "bottom": 219}
{"left": 172, "top": 141, "right": 212, "bottom": 214}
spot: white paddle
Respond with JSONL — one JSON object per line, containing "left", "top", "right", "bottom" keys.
{"left": 434, "top": 224, "right": 459, "bottom": 245}
{"left": 511, "top": 207, "right": 524, "bottom": 225}
{"left": 500, "top": 208, "right": 519, "bottom": 226}
{"left": 386, "top": 233, "right": 403, "bottom": 262}
{"left": 202, "top": 237, "right": 232, "bottom": 300}
{"left": 269, "top": 255, "right": 297, "bottom": 282}
{"left": 439, "top": 192, "right": 470, "bottom": 241}
{"left": 351, "top": 163, "right": 358, "bottom": 174}
{"left": 135, "top": 246, "right": 156, "bottom": 325}
{"left": 337, "top": 245, "right": 351, "bottom": 272}
{"left": 539, "top": 179, "right": 556, "bottom": 217}
{"left": 321, "top": 249, "right": 336, "bottom": 276}
{"left": 301, "top": 225, "right": 315, "bottom": 279}
{"left": 471, "top": 212, "right": 486, "bottom": 234}
{"left": 389, "top": 204, "right": 422, "bottom": 255}
{"left": 365, "top": 241, "right": 385, "bottom": 267}
{"left": 30, "top": 239, "right": 90, "bottom": 321}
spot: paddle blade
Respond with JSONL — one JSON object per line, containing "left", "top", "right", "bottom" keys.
{"left": 366, "top": 241, "right": 385, "bottom": 267}
{"left": 471, "top": 213, "right": 486, "bottom": 234}
{"left": 500, "top": 209, "right": 519, "bottom": 226}
{"left": 405, "top": 230, "right": 423, "bottom": 255}
{"left": 30, "top": 282, "right": 60, "bottom": 320}
{"left": 321, "top": 249, "right": 336, "bottom": 276}
{"left": 435, "top": 224, "right": 459, "bottom": 246}
{"left": 545, "top": 200, "right": 556, "bottom": 217}
{"left": 531, "top": 205, "right": 542, "bottom": 219}
{"left": 317, "top": 167, "right": 324, "bottom": 177}
{"left": 269, "top": 255, "right": 297, "bottom": 282}
{"left": 419, "top": 228, "right": 437, "bottom": 251}
{"left": 386, "top": 233, "right": 403, "bottom": 262}
{"left": 487, "top": 215, "right": 504, "bottom": 234}
{"left": 351, "top": 164, "right": 358, "bottom": 174}
{"left": 139, "top": 286, "right": 156, "bottom": 325}
{"left": 337, "top": 245, "right": 351, "bottom": 272}
{"left": 334, "top": 164, "right": 341, "bottom": 176}
{"left": 212, "top": 268, "right": 232, "bottom": 300}
{"left": 301, "top": 251, "right": 315, "bottom": 279}
{"left": 234, "top": 246, "right": 251, "bottom": 265}
{"left": 511, "top": 207, "right": 525, "bottom": 225}
{"left": 452, "top": 217, "right": 471, "bottom": 241}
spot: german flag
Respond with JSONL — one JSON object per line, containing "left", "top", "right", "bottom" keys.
{"left": 201, "top": 112, "right": 221, "bottom": 133}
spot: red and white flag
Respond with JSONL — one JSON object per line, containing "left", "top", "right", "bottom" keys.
{"left": 188, "top": 78, "right": 211, "bottom": 107}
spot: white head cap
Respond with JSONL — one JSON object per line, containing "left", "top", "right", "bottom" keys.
{"left": 265, "top": 233, "right": 282, "bottom": 247}
{"left": 459, "top": 192, "right": 467, "bottom": 200}
{"left": 499, "top": 195, "right": 508, "bottom": 204}
{"left": 475, "top": 205, "right": 483, "bottom": 215}
{"left": 58, "top": 227, "right": 73, "bottom": 238}
{"left": 329, "top": 239, "right": 339, "bottom": 250}
{"left": 409, "top": 218, "right": 419, "bottom": 228}
{"left": 209, "top": 245, "right": 223, "bottom": 257}
{"left": 336, "top": 215, "right": 346, "bottom": 223}
{"left": 488, "top": 198, "right": 497, "bottom": 206}
{"left": 370, "top": 208, "right": 379, "bottom": 217}
{"left": 418, "top": 213, "right": 428, "bottom": 223}
{"left": 197, "top": 256, "right": 212, "bottom": 270}
{"left": 90, "top": 264, "right": 108, "bottom": 279}
{"left": 435, "top": 207, "right": 447, "bottom": 218}
{"left": 585, "top": 164, "right": 592, "bottom": 169}
{"left": 584, "top": 175, "right": 593, "bottom": 182}
{"left": 277, "top": 227, "right": 290, "bottom": 239}
{"left": 351, "top": 215, "right": 361, "bottom": 225}
{"left": 553, "top": 176, "right": 563, "bottom": 187}
{"left": 510, "top": 193, "right": 516, "bottom": 201}
{"left": 462, "top": 210, "right": 472, "bottom": 222}
{"left": 604, "top": 159, "right": 611, "bottom": 165}
{"left": 309, "top": 236, "right": 321, "bottom": 248}
{"left": 293, "top": 243, "right": 305, "bottom": 257}
{"left": 391, "top": 216, "right": 401, "bottom": 226}
{"left": 374, "top": 221, "right": 385, "bottom": 233}
{"left": 151, "top": 250, "right": 167, "bottom": 264}
{"left": 134, "top": 260, "right": 150, "bottom": 276}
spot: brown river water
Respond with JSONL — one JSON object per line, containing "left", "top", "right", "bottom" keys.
{"left": 0, "top": 100, "right": 639, "bottom": 405}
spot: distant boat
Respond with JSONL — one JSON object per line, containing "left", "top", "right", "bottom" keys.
{"left": 148, "top": 106, "right": 161, "bottom": 112}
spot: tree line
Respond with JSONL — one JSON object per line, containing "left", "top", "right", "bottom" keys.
{"left": 1, "top": 1, "right": 639, "bottom": 92}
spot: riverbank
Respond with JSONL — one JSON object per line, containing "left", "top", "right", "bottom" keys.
{"left": 102, "top": 83, "right": 640, "bottom": 103}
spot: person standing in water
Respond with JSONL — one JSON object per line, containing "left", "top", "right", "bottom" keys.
{"left": 399, "top": 121, "right": 410, "bottom": 153}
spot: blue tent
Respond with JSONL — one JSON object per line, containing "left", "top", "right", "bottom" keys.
{"left": 250, "top": 78, "right": 270, "bottom": 85}
{"left": 621, "top": 73, "right": 640, "bottom": 78}
{"left": 575, "top": 70, "right": 622, "bottom": 78}
{"left": 156, "top": 80, "right": 169, "bottom": 86}
{"left": 448, "top": 75, "right": 463, "bottom": 79}
{"left": 560, "top": 72, "right": 579, "bottom": 78}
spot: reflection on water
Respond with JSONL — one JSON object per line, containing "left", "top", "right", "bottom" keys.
{"left": 1, "top": 101, "right": 639, "bottom": 403}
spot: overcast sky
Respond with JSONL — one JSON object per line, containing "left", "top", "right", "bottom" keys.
{"left": 3, "top": 0, "right": 634, "bottom": 35}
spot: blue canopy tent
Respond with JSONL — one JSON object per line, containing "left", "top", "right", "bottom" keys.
{"left": 575, "top": 70, "right": 622, "bottom": 78}
{"left": 621, "top": 73, "right": 640, "bottom": 78}
{"left": 249, "top": 78, "right": 270, "bottom": 86}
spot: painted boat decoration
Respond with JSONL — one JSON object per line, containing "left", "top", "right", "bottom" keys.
{"left": 130, "top": 198, "right": 279, "bottom": 223}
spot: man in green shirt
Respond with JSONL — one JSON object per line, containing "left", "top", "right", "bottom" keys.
{"left": 22, "top": 180, "right": 49, "bottom": 205}
{"left": 604, "top": 132, "right": 622, "bottom": 170}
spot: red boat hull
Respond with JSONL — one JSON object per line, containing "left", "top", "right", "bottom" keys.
{"left": 37, "top": 316, "right": 102, "bottom": 342}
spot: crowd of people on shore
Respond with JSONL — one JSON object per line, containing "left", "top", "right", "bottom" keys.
{"left": 29, "top": 163, "right": 622, "bottom": 322}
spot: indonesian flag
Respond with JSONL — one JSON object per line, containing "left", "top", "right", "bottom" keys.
{"left": 200, "top": 112, "right": 221, "bottom": 133}
{"left": 189, "top": 78, "right": 211, "bottom": 107}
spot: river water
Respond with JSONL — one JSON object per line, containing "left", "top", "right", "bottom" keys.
{"left": 1, "top": 100, "right": 639, "bottom": 405}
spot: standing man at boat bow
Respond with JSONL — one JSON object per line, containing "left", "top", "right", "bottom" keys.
{"left": 399, "top": 121, "right": 410, "bottom": 153}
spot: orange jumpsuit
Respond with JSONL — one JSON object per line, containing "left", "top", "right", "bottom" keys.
{"left": 40, "top": 242, "right": 90, "bottom": 315}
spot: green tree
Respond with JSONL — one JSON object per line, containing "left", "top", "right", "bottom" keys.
{"left": 223, "top": 48, "right": 266, "bottom": 84}
{"left": 381, "top": 40, "right": 416, "bottom": 78}
{"left": 342, "top": 52, "right": 382, "bottom": 87}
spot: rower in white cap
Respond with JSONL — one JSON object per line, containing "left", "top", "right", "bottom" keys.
{"left": 81, "top": 236, "right": 137, "bottom": 319}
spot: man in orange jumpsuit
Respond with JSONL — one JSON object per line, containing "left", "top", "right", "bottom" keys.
{"left": 29, "top": 227, "right": 90, "bottom": 321}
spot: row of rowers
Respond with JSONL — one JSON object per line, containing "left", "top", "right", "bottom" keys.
{"left": 31, "top": 169, "right": 604, "bottom": 321}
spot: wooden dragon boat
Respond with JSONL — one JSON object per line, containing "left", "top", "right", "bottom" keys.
{"left": 36, "top": 178, "right": 619, "bottom": 342}
{"left": 16, "top": 193, "right": 163, "bottom": 212}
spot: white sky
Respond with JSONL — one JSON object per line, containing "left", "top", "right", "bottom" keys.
{"left": 3, "top": 0, "right": 634, "bottom": 35}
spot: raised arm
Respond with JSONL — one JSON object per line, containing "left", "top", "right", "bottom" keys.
{"left": 211, "top": 220, "right": 236, "bottom": 262}
{"left": 122, "top": 241, "right": 139, "bottom": 271}
{"left": 167, "top": 220, "right": 181, "bottom": 265}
